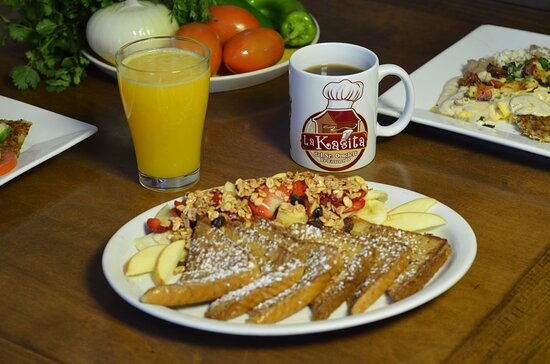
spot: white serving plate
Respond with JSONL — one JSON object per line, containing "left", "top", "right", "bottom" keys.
{"left": 378, "top": 24, "right": 550, "bottom": 158}
{"left": 0, "top": 95, "right": 98, "bottom": 186}
{"left": 83, "top": 18, "right": 320, "bottom": 93}
{"left": 102, "top": 181, "right": 476, "bottom": 336}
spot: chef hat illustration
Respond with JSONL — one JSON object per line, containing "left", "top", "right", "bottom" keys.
{"left": 322, "top": 79, "right": 364, "bottom": 109}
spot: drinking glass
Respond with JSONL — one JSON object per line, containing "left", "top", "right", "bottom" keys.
{"left": 116, "top": 36, "right": 210, "bottom": 191}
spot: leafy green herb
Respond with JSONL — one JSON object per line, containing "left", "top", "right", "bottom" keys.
{"left": 539, "top": 56, "right": 549, "bottom": 71}
{"left": 505, "top": 61, "right": 523, "bottom": 81}
{"left": 0, "top": 0, "right": 217, "bottom": 92}
{"left": 164, "top": 0, "right": 217, "bottom": 24}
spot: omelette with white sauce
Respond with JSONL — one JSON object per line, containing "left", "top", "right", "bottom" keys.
{"left": 431, "top": 45, "right": 550, "bottom": 142}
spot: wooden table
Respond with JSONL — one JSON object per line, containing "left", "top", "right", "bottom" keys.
{"left": 1, "top": 1, "right": 548, "bottom": 363}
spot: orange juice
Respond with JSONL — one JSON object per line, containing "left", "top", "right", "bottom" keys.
{"left": 118, "top": 48, "right": 209, "bottom": 179}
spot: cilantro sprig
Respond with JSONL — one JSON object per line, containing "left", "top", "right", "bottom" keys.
{"left": 0, "top": 0, "right": 216, "bottom": 92}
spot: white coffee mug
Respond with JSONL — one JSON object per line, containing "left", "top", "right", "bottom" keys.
{"left": 289, "top": 43, "right": 414, "bottom": 172}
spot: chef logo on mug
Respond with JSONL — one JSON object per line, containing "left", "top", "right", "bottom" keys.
{"left": 300, "top": 79, "right": 368, "bottom": 171}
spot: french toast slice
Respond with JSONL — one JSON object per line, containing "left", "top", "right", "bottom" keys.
{"left": 351, "top": 220, "right": 451, "bottom": 303}
{"left": 245, "top": 219, "right": 342, "bottom": 324}
{"left": 141, "top": 223, "right": 259, "bottom": 306}
{"left": 205, "top": 258, "right": 304, "bottom": 320}
{"left": 221, "top": 220, "right": 297, "bottom": 274}
{"left": 348, "top": 238, "right": 410, "bottom": 314}
{"left": 383, "top": 228, "right": 451, "bottom": 301}
{"left": 285, "top": 223, "right": 376, "bottom": 320}
{"left": 204, "top": 221, "right": 305, "bottom": 320}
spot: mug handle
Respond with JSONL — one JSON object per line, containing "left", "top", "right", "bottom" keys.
{"left": 376, "top": 64, "right": 415, "bottom": 137}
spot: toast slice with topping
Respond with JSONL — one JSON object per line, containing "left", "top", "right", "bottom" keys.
{"left": 205, "top": 258, "right": 304, "bottom": 320}
{"left": 245, "top": 219, "right": 342, "bottom": 324}
{"left": 385, "top": 229, "right": 451, "bottom": 301}
{"left": 141, "top": 222, "right": 259, "bottom": 306}
{"left": 285, "top": 223, "right": 376, "bottom": 320}
{"left": 348, "top": 235, "right": 410, "bottom": 314}
{"left": 205, "top": 221, "right": 305, "bottom": 320}
{"left": 351, "top": 221, "right": 451, "bottom": 304}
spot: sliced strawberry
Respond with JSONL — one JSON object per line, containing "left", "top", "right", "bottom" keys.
{"left": 210, "top": 190, "right": 222, "bottom": 207}
{"left": 146, "top": 217, "right": 171, "bottom": 233}
{"left": 320, "top": 192, "right": 343, "bottom": 208}
{"left": 276, "top": 183, "right": 292, "bottom": 196}
{"left": 291, "top": 180, "right": 307, "bottom": 197}
{"left": 343, "top": 198, "right": 366, "bottom": 214}
{"left": 320, "top": 189, "right": 367, "bottom": 214}
{"left": 247, "top": 186, "right": 285, "bottom": 219}
{"left": 343, "top": 190, "right": 367, "bottom": 213}
{"left": 301, "top": 197, "right": 312, "bottom": 216}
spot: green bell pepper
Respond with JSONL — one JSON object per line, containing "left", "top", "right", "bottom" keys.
{"left": 216, "top": 0, "right": 275, "bottom": 29}
{"left": 0, "top": 123, "right": 12, "bottom": 143}
{"left": 245, "top": 0, "right": 317, "bottom": 46}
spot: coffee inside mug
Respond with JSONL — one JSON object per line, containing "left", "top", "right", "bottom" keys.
{"left": 291, "top": 43, "right": 378, "bottom": 74}
{"left": 304, "top": 64, "right": 363, "bottom": 76}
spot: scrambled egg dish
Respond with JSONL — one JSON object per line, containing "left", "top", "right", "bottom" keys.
{"left": 432, "top": 45, "right": 550, "bottom": 142}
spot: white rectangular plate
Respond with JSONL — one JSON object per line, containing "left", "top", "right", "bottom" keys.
{"left": 0, "top": 95, "right": 98, "bottom": 186}
{"left": 378, "top": 24, "right": 550, "bottom": 158}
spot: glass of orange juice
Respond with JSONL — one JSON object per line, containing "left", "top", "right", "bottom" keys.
{"left": 115, "top": 36, "right": 210, "bottom": 192}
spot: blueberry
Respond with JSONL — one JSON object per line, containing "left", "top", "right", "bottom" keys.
{"left": 290, "top": 194, "right": 305, "bottom": 206}
{"left": 211, "top": 216, "right": 226, "bottom": 228}
{"left": 312, "top": 207, "right": 323, "bottom": 218}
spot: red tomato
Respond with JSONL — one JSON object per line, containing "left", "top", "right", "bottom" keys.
{"left": 206, "top": 5, "right": 260, "bottom": 45}
{"left": 223, "top": 27, "right": 285, "bottom": 74}
{"left": 176, "top": 23, "right": 222, "bottom": 75}
{"left": 0, "top": 150, "right": 17, "bottom": 176}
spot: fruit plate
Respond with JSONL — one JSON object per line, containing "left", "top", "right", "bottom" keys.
{"left": 0, "top": 95, "right": 98, "bottom": 186}
{"left": 82, "top": 17, "right": 320, "bottom": 93}
{"left": 102, "top": 181, "right": 477, "bottom": 336}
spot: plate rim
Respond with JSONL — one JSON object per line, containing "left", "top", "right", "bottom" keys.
{"left": 102, "top": 181, "right": 477, "bottom": 336}
{"left": 378, "top": 24, "right": 550, "bottom": 158}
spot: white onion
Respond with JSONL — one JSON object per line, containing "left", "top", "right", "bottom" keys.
{"left": 86, "top": 0, "right": 179, "bottom": 65}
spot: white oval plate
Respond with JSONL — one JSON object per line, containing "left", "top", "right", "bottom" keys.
{"left": 83, "top": 18, "right": 320, "bottom": 93}
{"left": 102, "top": 181, "right": 476, "bottom": 336}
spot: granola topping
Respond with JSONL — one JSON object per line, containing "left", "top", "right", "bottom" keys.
{"left": 166, "top": 172, "right": 370, "bottom": 239}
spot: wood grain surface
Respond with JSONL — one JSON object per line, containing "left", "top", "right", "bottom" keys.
{"left": 0, "top": 1, "right": 549, "bottom": 363}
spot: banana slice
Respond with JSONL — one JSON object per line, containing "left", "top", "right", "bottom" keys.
{"left": 224, "top": 181, "right": 237, "bottom": 195}
{"left": 366, "top": 189, "right": 388, "bottom": 202}
{"left": 355, "top": 199, "right": 388, "bottom": 224}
